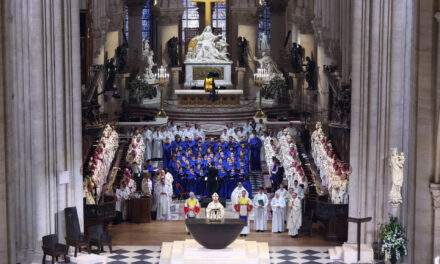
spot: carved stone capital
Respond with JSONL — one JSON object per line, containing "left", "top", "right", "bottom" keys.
{"left": 266, "top": 0, "right": 289, "bottom": 14}
{"left": 126, "top": 0, "right": 147, "bottom": 16}
{"left": 431, "top": 183, "right": 440, "bottom": 209}
{"left": 153, "top": 8, "right": 185, "bottom": 25}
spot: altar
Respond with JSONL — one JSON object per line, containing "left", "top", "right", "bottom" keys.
{"left": 184, "top": 62, "right": 233, "bottom": 88}
{"left": 175, "top": 89, "right": 242, "bottom": 107}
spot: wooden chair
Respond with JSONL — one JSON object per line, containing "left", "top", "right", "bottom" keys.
{"left": 88, "top": 225, "right": 113, "bottom": 254}
{"left": 41, "top": 234, "right": 69, "bottom": 264}
{"left": 64, "top": 207, "right": 90, "bottom": 257}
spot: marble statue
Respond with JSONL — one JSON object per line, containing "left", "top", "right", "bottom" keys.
{"left": 259, "top": 32, "right": 270, "bottom": 53}
{"left": 389, "top": 148, "right": 405, "bottom": 206}
{"left": 184, "top": 26, "right": 231, "bottom": 63}
{"left": 253, "top": 52, "right": 284, "bottom": 80}
{"left": 141, "top": 39, "right": 156, "bottom": 81}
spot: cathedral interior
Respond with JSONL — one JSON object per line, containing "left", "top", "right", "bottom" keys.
{"left": 0, "top": 0, "right": 440, "bottom": 263}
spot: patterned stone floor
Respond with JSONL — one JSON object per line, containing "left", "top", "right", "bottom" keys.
{"left": 64, "top": 245, "right": 338, "bottom": 264}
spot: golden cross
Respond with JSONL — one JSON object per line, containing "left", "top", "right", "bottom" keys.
{"left": 191, "top": 0, "right": 226, "bottom": 28}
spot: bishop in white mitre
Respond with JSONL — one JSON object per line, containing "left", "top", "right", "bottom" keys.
{"left": 206, "top": 193, "right": 225, "bottom": 220}
{"left": 253, "top": 187, "right": 269, "bottom": 232}
{"left": 287, "top": 192, "right": 302, "bottom": 237}
{"left": 155, "top": 177, "right": 173, "bottom": 220}
{"left": 271, "top": 192, "right": 286, "bottom": 233}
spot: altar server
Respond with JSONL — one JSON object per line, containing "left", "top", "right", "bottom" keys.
{"left": 155, "top": 177, "right": 173, "bottom": 220}
{"left": 287, "top": 192, "right": 302, "bottom": 237}
{"left": 184, "top": 192, "right": 200, "bottom": 234}
{"left": 253, "top": 187, "right": 269, "bottom": 232}
{"left": 271, "top": 192, "right": 286, "bottom": 233}
{"left": 235, "top": 190, "right": 253, "bottom": 236}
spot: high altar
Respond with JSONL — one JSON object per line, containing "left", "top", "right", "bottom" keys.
{"left": 176, "top": 26, "right": 241, "bottom": 106}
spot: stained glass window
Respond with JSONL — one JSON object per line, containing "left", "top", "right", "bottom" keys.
{"left": 212, "top": 2, "right": 227, "bottom": 40}
{"left": 258, "top": 1, "right": 270, "bottom": 42}
{"left": 125, "top": 0, "right": 152, "bottom": 42}
{"left": 181, "top": 0, "right": 200, "bottom": 42}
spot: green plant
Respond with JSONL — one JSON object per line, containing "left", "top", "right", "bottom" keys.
{"left": 380, "top": 217, "right": 407, "bottom": 263}
{"left": 128, "top": 78, "right": 157, "bottom": 103}
{"left": 262, "top": 76, "right": 290, "bottom": 104}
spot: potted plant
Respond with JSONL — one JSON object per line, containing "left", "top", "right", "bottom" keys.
{"left": 128, "top": 78, "right": 157, "bottom": 104}
{"left": 380, "top": 217, "right": 408, "bottom": 263}
{"left": 262, "top": 76, "right": 290, "bottom": 104}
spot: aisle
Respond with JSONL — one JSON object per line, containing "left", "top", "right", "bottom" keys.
{"left": 108, "top": 220, "right": 339, "bottom": 248}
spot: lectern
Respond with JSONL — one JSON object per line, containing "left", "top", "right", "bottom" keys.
{"left": 348, "top": 217, "right": 372, "bottom": 262}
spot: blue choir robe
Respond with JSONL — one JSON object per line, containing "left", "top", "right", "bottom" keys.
{"left": 249, "top": 137, "right": 262, "bottom": 171}
{"left": 198, "top": 171, "right": 207, "bottom": 196}
{"left": 238, "top": 174, "right": 253, "bottom": 199}
{"left": 186, "top": 172, "right": 197, "bottom": 193}
{"left": 176, "top": 172, "right": 186, "bottom": 198}
{"left": 228, "top": 172, "right": 239, "bottom": 198}
{"left": 218, "top": 170, "right": 229, "bottom": 198}
{"left": 163, "top": 143, "right": 172, "bottom": 169}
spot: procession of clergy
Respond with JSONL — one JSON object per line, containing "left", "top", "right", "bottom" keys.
{"left": 84, "top": 120, "right": 349, "bottom": 239}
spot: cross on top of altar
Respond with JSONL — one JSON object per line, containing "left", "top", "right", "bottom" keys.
{"left": 191, "top": 0, "right": 226, "bottom": 27}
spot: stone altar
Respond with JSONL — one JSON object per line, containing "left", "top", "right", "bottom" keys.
{"left": 184, "top": 62, "right": 233, "bottom": 88}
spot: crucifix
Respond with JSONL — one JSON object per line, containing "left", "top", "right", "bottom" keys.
{"left": 191, "top": 0, "right": 226, "bottom": 27}
{"left": 348, "top": 217, "right": 372, "bottom": 262}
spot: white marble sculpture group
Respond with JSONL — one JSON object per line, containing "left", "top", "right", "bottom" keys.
{"left": 140, "top": 39, "right": 156, "bottom": 82}
{"left": 184, "top": 26, "right": 231, "bottom": 63}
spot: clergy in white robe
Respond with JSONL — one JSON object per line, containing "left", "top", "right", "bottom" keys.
{"left": 235, "top": 190, "right": 253, "bottom": 236}
{"left": 287, "top": 192, "right": 302, "bottom": 237}
{"left": 206, "top": 193, "right": 225, "bottom": 220}
{"left": 253, "top": 187, "right": 269, "bottom": 232}
{"left": 271, "top": 192, "right": 286, "bottom": 233}
{"left": 231, "top": 182, "right": 249, "bottom": 217}
{"left": 152, "top": 128, "right": 163, "bottom": 159}
{"left": 275, "top": 184, "right": 290, "bottom": 221}
{"left": 184, "top": 192, "right": 200, "bottom": 233}
{"left": 142, "top": 127, "right": 153, "bottom": 161}
{"left": 155, "top": 177, "right": 173, "bottom": 220}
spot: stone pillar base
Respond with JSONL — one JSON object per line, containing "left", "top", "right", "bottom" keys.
{"left": 170, "top": 67, "right": 182, "bottom": 100}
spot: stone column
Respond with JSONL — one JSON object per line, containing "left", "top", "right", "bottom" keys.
{"left": 126, "top": 0, "right": 147, "bottom": 72}
{"left": 152, "top": 0, "right": 184, "bottom": 67}
{"left": 267, "top": 0, "right": 288, "bottom": 64}
{"left": 289, "top": 72, "right": 304, "bottom": 112}
{"left": 236, "top": 67, "right": 246, "bottom": 98}
{"left": 430, "top": 183, "right": 440, "bottom": 259}
{"left": 170, "top": 67, "right": 182, "bottom": 99}
{"left": 349, "top": 0, "right": 417, "bottom": 258}
{"left": 0, "top": 0, "right": 83, "bottom": 262}
{"left": 230, "top": 1, "right": 258, "bottom": 87}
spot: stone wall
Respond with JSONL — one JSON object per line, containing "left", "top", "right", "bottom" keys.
{"left": 0, "top": 0, "right": 83, "bottom": 262}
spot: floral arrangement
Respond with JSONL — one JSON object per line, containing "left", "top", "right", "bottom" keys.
{"left": 380, "top": 217, "right": 407, "bottom": 262}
